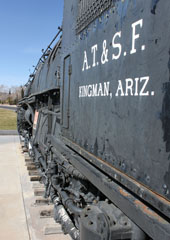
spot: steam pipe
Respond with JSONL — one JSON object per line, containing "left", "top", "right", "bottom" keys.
{"left": 53, "top": 184, "right": 83, "bottom": 216}
{"left": 60, "top": 190, "right": 83, "bottom": 216}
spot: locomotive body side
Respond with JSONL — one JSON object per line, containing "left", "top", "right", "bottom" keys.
{"left": 61, "top": 0, "right": 170, "bottom": 205}
{"left": 17, "top": 0, "right": 170, "bottom": 239}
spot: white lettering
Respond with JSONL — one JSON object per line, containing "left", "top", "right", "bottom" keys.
{"left": 79, "top": 86, "right": 82, "bottom": 98}
{"left": 88, "top": 85, "right": 92, "bottom": 97}
{"left": 140, "top": 76, "right": 149, "bottom": 96}
{"left": 83, "top": 85, "right": 88, "bottom": 97}
{"left": 103, "top": 82, "right": 110, "bottom": 96}
{"left": 125, "top": 78, "right": 133, "bottom": 96}
{"left": 112, "top": 32, "right": 122, "bottom": 60}
{"left": 101, "top": 40, "right": 109, "bottom": 64}
{"left": 115, "top": 76, "right": 150, "bottom": 97}
{"left": 92, "top": 84, "right": 98, "bottom": 97}
{"left": 98, "top": 83, "right": 104, "bottom": 96}
{"left": 79, "top": 82, "right": 110, "bottom": 98}
{"left": 82, "top": 51, "right": 89, "bottom": 71}
{"left": 134, "top": 78, "right": 139, "bottom": 96}
{"left": 115, "top": 80, "right": 124, "bottom": 96}
{"left": 130, "top": 19, "right": 143, "bottom": 54}
{"left": 91, "top": 44, "right": 98, "bottom": 67}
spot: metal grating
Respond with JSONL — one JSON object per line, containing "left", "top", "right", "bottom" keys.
{"left": 76, "top": 0, "right": 112, "bottom": 34}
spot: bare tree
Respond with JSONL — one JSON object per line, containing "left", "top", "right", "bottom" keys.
{"left": 0, "top": 85, "right": 24, "bottom": 105}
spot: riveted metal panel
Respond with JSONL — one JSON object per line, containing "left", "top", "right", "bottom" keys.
{"left": 62, "top": 0, "right": 170, "bottom": 203}
{"left": 76, "top": 0, "right": 112, "bottom": 33}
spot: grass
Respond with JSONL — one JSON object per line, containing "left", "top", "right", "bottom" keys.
{"left": 0, "top": 109, "right": 17, "bottom": 130}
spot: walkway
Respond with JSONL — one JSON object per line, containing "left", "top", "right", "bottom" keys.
{"left": 0, "top": 135, "right": 70, "bottom": 240}
{"left": 0, "top": 135, "right": 30, "bottom": 240}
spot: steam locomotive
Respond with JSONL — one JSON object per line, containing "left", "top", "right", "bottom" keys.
{"left": 17, "top": 0, "right": 170, "bottom": 239}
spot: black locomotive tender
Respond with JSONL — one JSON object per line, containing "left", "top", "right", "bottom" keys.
{"left": 17, "top": 0, "right": 170, "bottom": 239}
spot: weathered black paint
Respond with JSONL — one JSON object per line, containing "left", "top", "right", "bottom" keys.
{"left": 162, "top": 52, "right": 170, "bottom": 152}
{"left": 162, "top": 50, "right": 170, "bottom": 198}
{"left": 60, "top": 0, "right": 170, "bottom": 202}
{"left": 48, "top": 135, "right": 170, "bottom": 240}
{"left": 151, "top": 0, "right": 160, "bottom": 14}
{"left": 17, "top": 0, "right": 170, "bottom": 238}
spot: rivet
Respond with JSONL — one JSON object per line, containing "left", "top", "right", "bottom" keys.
{"left": 165, "top": 189, "right": 169, "bottom": 196}
{"left": 122, "top": 163, "right": 126, "bottom": 170}
{"left": 145, "top": 175, "right": 150, "bottom": 183}
{"left": 163, "top": 184, "right": 169, "bottom": 195}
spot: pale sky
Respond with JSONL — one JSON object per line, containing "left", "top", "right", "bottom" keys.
{"left": 0, "top": 0, "right": 64, "bottom": 88}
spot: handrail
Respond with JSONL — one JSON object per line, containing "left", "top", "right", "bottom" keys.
{"left": 25, "top": 26, "right": 62, "bottom": 87}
